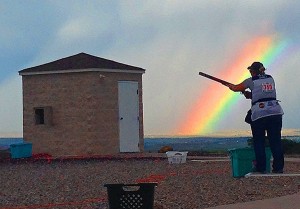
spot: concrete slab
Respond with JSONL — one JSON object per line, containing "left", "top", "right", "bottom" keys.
{"left": 245, "top": 172, "right": 300, "bottom": 178}
{"left": 206, "top": 192, "right": 300, "bottom": 209}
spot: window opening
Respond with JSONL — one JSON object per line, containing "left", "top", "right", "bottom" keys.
{"left": 35, "top": 108, "right": 45, "bottom": 125}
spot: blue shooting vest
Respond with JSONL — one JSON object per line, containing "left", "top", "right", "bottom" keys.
{"left": 250, "top": 74, "right": 284, "bottom": 121}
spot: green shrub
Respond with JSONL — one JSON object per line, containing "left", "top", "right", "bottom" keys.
{"left": 282, "top": 138, "right": 300, "bottom": 154}
{"left": 247, "top": 137, "right": 300, "bottom": 154}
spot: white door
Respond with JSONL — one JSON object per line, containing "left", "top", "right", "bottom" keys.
{"left": 118, "top": 81, "right": 140, "bottom": 152}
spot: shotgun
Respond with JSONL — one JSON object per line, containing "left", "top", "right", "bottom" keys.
{"left": 199, "top": 71, "right": 248, "bottom": 96}
{"left": 198, "top": 72, "right": 232, "bottom": 86}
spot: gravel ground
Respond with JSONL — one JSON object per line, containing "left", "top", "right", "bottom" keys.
{"left": 1, "top": 157, "right": 300, "bottom": 209}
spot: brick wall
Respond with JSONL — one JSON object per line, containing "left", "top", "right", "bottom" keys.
{"left": 22, "top": 71, "right": 144, "bottom": 156}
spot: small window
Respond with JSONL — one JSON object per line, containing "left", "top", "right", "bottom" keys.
{"left": 35, "top": 108, "right": 45, "bottom": 125}
{"left": 34, "top": 107, "right": 52, "bottom": 125}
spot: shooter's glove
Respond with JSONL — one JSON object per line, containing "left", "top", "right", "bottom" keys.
{"left": 242, "top": 91, "right": 252, "bottom": 99}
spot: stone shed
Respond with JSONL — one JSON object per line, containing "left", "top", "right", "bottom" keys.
{"left": 18, "top": 53, "right": 145, "bottom": 156}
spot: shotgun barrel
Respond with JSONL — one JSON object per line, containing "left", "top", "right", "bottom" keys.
{"left": 198, "top": 72, "right": 232, "bottom": 86}
{"left": 199, "top": 71, "right": 246, "bottom": 95}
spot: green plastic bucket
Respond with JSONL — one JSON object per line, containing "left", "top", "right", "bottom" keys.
{"left": 228, "top": 147, "right": 272, "bottom": 178}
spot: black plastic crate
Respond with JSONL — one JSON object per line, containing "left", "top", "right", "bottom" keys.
{"left": 104, "top": 183, "right": 157, "bottom": 209}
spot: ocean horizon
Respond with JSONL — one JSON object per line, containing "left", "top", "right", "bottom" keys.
{"left": 144, "top": 128, "right": 300, "bottom": 138}
{"left": 1, "top": 130, "right": 300, "bottom": 153}
{"left": 144, "top": 134, "right": 300, "bottom": 152}
{"left": 144, "top": 136, "right": 250, "bottom": 152}
{"left": 1, "top": 128, "right": 300, "bottom": 138}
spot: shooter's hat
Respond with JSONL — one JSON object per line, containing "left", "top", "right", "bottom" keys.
{"left": 247, "top": 62, "right": 263, "bottom": 71}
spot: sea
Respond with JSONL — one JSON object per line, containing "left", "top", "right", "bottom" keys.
{"left": 144, "top": 135, "right": 300, "bottom": 153}
{"left": 144, "top": 136, "right": 250, "bottom": 152}
{"left": 1, "top": 136, "right": 300, "bottom": 152}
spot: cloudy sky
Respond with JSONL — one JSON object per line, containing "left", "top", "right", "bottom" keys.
{"left": 1, "top": 1, "right": 300, "bottom": 137}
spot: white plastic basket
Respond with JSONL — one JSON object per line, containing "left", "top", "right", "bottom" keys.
{"left": 166, "top": 151, "right": 188, "bottom": 164}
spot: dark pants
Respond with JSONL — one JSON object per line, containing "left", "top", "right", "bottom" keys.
{"left": 250, "top": 115, "right": 284, "bottom": 172}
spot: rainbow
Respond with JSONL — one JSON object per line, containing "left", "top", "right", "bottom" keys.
{"left": 178, "top": 35, "right": 290, "bottom": 135}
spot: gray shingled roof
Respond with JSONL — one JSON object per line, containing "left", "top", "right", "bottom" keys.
{"left": 19, "top": 52, "right": 145, "bottom": 74}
